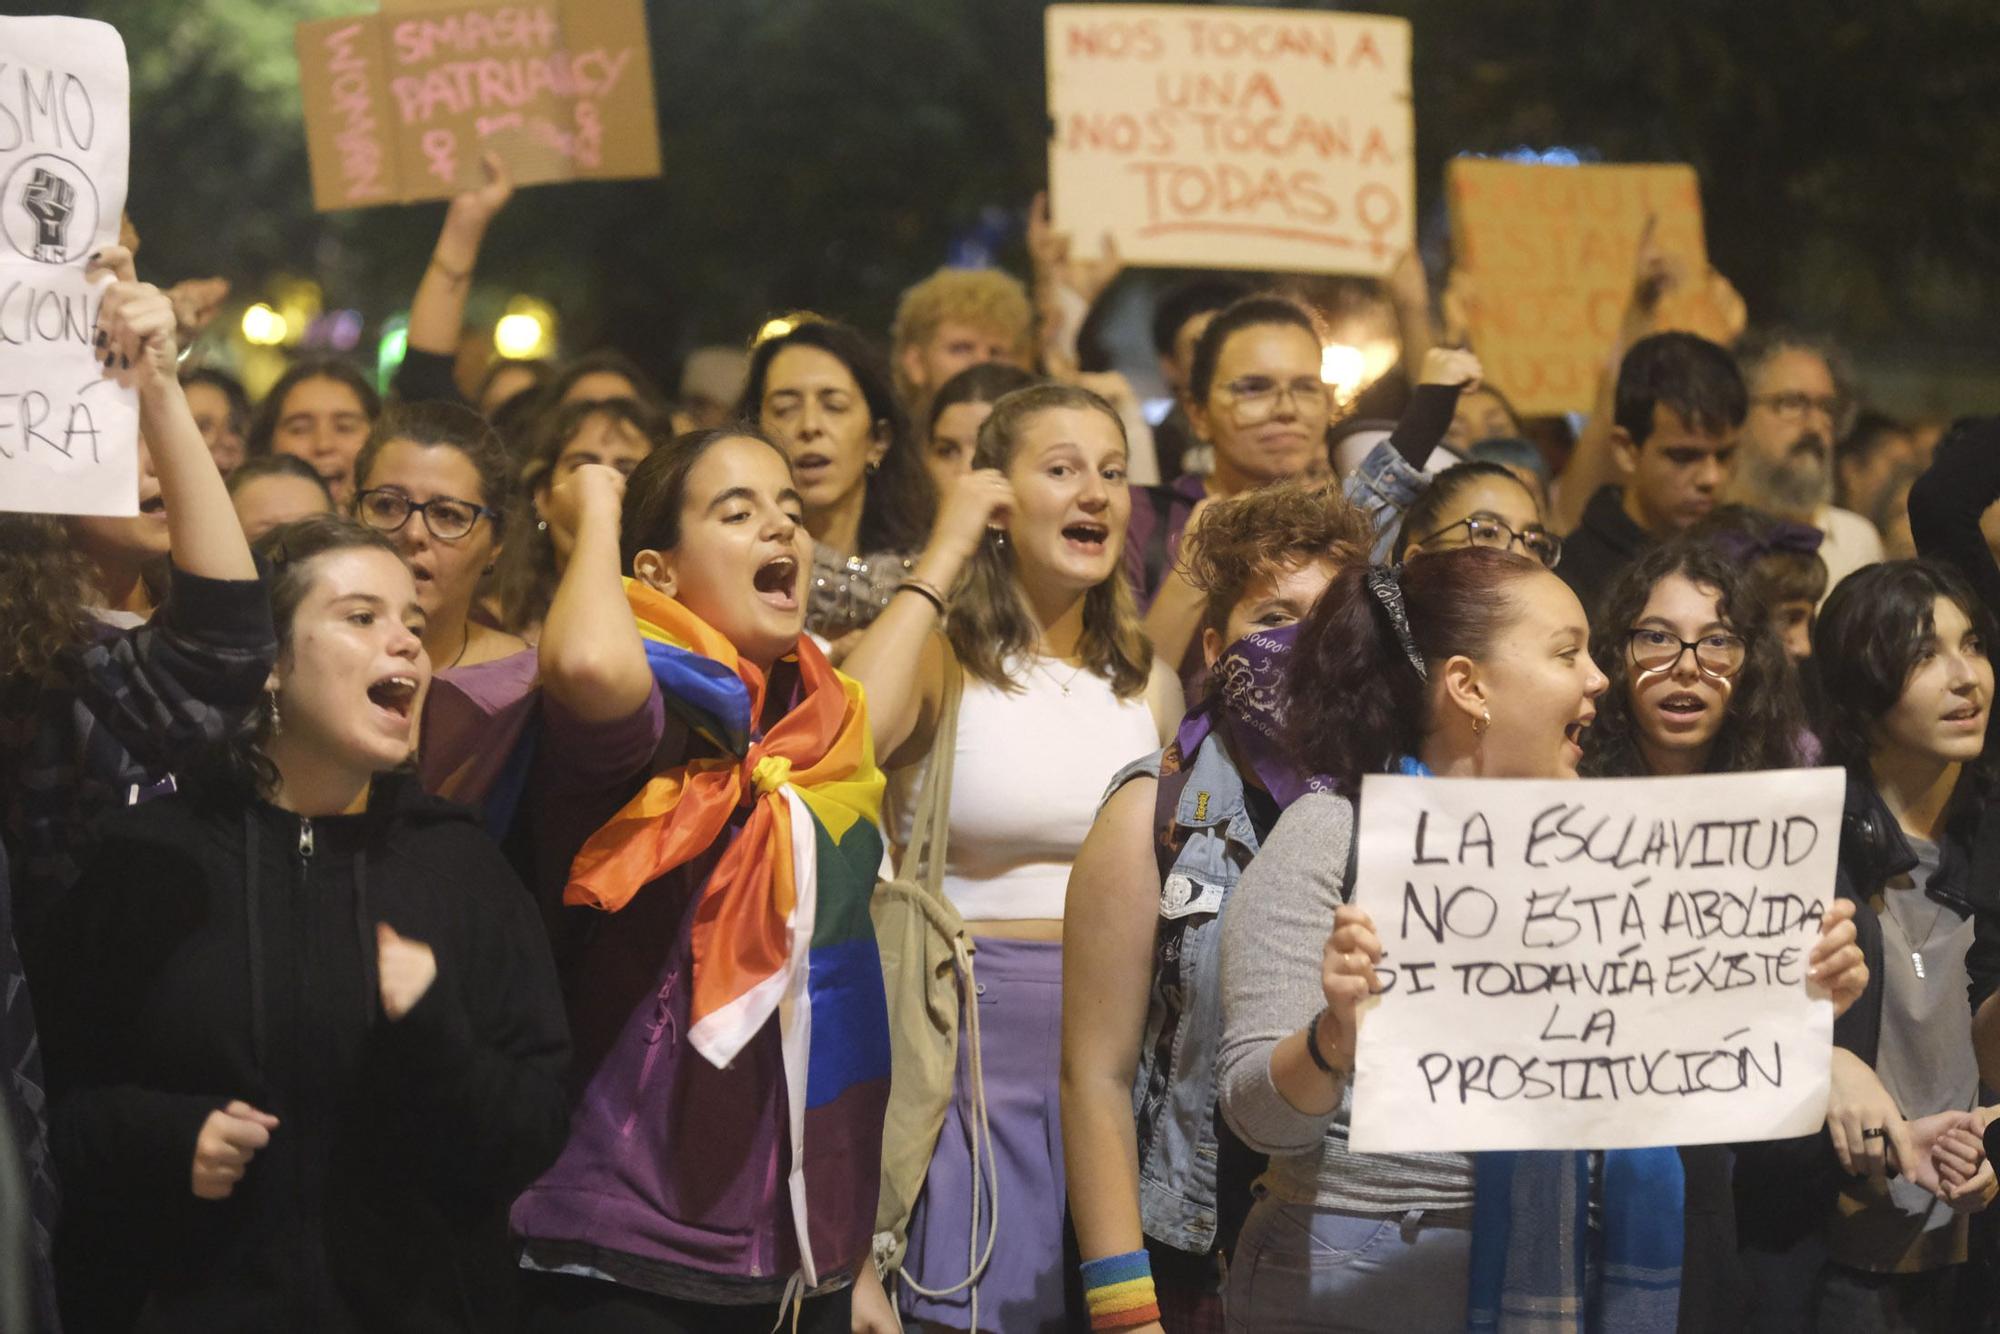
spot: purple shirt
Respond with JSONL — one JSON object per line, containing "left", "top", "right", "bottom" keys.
{"left": 1123, "top": 473, "right": 1209, "bottom": 611}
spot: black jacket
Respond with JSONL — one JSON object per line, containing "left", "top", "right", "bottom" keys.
{"left": 34, "top": 775, "right": 570, "bottom": 1333}
{"left": 1557, "top": 485, "right": 1654, "bottom": 621}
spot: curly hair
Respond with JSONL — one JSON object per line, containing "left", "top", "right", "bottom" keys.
{"left": 889, "top": 268, "right": 1035, "bottom": 398}
{"left": 1580, "top": 540, "right": 1806, "bottom": 778}
{"left": 0, "top": 515, "right": 93, "bottom": 690}
{"left": 947, "top": 383, "right": 1150, "bottom": 699}
{"left": 1287, "top": 546, "right": 1544, "bottom": 792}
{"left": 1813, "top": 559, "right": 1998, "bottom": 775}
{"left": 1177, "top": 479, "right": 1373, "bottom": 636}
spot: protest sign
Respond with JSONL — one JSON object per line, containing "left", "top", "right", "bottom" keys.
{"left": 1447, "top": 158, "right": 1707, "bottom": 415}
{"left": 1347, "top": 768, "right": 1843, "bottom": 1154}
{"left": 1045, "top": 4, "right": 1413, "bottom": 277}
{"left": 295, "top": 0, "right": 660, "bottom": 211}
{"left": 0, "top": 16, "right": 137, "bottom": 518}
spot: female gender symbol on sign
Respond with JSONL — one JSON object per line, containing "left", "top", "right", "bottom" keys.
{"left": 3, "top": 153, "right": 100, "bottom": 265}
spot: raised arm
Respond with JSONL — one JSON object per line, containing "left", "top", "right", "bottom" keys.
{"left": 91, "top": 248, "right": 252, "bottom": 583}
{"left": 410, "top": 153, "right": 511, "bottom": 364}
{"left": 538, "top": 463, "right": 651, "bottom": 723}
{"left": 1060, "top": 774, "right": 1167, "bottom": 1322}
{"left": 842, "top": 468, "right": 1012, "bottom": 764}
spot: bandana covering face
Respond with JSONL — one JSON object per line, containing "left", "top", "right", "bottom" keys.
{"left": 565, "top": 580, "right": 889, "bottom": 1285}
{"left": 1174, "top": 621, "right": 1335, "bottom": 809}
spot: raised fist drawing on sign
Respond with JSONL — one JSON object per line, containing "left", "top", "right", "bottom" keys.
{"left": 23, "top": 167, "right": 76, "bottom": 263}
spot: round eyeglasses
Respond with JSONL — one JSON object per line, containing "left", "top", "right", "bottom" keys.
{"left": 1415, "top": 515, "right": 1562, "bottom": 570}
{"left": 1624, "top": 628, "right": 1747, "bottom": 678}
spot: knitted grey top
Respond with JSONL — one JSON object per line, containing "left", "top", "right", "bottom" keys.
{"left": 1217, "top": 791, "right": 1476, "bottom": 1213}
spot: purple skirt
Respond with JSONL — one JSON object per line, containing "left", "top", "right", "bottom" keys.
{"left": 899, "top": 936, "right": 1074, "bottom": 1332}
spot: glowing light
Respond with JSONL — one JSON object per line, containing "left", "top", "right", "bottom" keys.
{"left": 1321, "top": 343, "right": 1366, "bottom": 403}
{"left": 376, "top": 313, "right": 408, "bottom": 395}
{"left": 494, "top": 312, "right": 548, "bottom": 359}
{"left": 241, "top": 303, "right": 288, "bottom": 346}
{"left": 755, "top": 315, "right": 798, "bottom": 345}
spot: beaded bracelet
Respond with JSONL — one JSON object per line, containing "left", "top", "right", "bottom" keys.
{"left": 1080, "top": 1249, "right": 1160, "bottom": 1331}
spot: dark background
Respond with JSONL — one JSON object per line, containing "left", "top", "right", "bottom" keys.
{"left": 42, "top": 0, "right": 2000, "bottom": 414}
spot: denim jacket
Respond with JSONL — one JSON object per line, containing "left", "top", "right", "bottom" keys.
{"left": 1106, "top": 729, "right": 1272, "bottom": 1255}
{"left": 1343, "top": 436, "right": 1433, "bottom": 563}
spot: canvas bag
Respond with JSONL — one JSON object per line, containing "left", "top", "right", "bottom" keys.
{"left": 869, "top": 654, "right": 997, "bottom": 1299}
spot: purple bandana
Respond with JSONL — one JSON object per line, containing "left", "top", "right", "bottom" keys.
{"left": 1174, "top": 621, "right": 1336, "bottom": 810}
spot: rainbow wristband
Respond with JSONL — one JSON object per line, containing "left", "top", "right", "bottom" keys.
{"left": 1081, "top": 1249, "right": 1161, "bottom": 1330}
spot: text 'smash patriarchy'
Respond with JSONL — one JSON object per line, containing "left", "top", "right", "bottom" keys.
{"left": 1348, "top": 769, "right": 1843, "bottom": 1154}
{"left": 296, "top": 0, "right": 660, "bottom": 211}
{"left": 1045, "top": 5, "right": 1413, "bottom": 276}
{"left": 1447, "top": 159, "right": 1707, "bottom": 416}
{"left": 0, "top": 16, "right": 136, "bottom": 518}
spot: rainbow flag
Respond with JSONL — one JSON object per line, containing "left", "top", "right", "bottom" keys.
{"left": 565, "top": 581, "right": 890, "bottom": 1285}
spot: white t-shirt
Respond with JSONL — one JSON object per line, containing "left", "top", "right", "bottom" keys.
{"left": 1816, "top": 505, "right": 1886, "bottom": 602}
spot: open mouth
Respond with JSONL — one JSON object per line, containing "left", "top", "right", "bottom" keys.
{"left": 1944, "top": 703, "right": 1984, "bottom": 727}
{"left": 1563, "top": 713, "right": 1593, "bottom": 753}
{"left": 138, "top": 494, "right": 166, "bottom": 516}
{"left": 791, "top": 452, "right": 833, "bottom": 480}
{"left": 366, "top": 674, "right": 419, "bottom": 721}
{"left": 1660, "top": 692, "right": 1707, "bottom": 717}
{"left": 409, "top": 564, "right": 435, "bottom": 585}
{"left": 753, "top": 554, "right": 801, "bottom": 610}
{"left": 1062, "top": 521, "right": 1109, "bottom": 552}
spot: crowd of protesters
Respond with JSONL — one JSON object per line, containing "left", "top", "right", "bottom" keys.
{"left": 2, "top": 145, "right": 1998, "bottom": 1334}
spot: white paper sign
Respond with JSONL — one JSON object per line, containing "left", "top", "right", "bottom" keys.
{"left": 1045, "top": 4, "right": 1414, "bottom": 276}
{"left": 0, "top": 17, "right": 136, "bottom": 518}
{"left": 1348, "top": 769, "right": 1844, "bottom": 1154}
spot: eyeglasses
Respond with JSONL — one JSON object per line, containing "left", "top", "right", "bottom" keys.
{"left": 1416, "top": 515, "right": 1563, "bottom": 570}
{"left": 1750, "top": 392, "right": 1850, "bottom": 426}
{"left": 1219, "top": 375, "right": 1329, "bottom": 427}
{"left": 1624, "top": 628, "right": 1747, "bottom": 678}
{"left": 354, "top": 488, "right": 496, "bottom": 542}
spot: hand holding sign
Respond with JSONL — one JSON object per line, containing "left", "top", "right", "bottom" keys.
{"left": 93, "top": 277, "right": 178, "bottom": 394}
{"left": 1318, "top": 903, "right": 1384, "bottom": 1071}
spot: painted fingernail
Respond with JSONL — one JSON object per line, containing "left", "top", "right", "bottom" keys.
{"left": 120, "top": 354, "right": 130, "bottom": 369}
{"left": 94, "top": 330, "right": 105, "bottom": 347}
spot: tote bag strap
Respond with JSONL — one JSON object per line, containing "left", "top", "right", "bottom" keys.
{"left": 901, "top": 642, "right": 964, "bottom": 900}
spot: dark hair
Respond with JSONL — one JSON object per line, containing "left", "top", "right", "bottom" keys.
{"left": 947, "top": 383, "right": 1150, "bottom": 699}
{"left": 1150, "top": 276, "right": 1255, "bottom": 358}
{"left": 200, "top": 516, "right": 405, "bottom": 798}
{"left": 1287, "top": 546, "right": 1545, "bottom": 791}
{"left": 495, "top": 398, "right": 670, "bottom": 632}
{"left": 246, "top": 356, "right": 381, "bottom": 457}
{"left": 1582, "top": 540, "right": 1805, "bottom": 778}
{"left": 737, "top": 319, "right": 932, "bottom": 554}
{"left": 351, "top": 400, "right": 513, "bottom": 533}
{"left": 535, "top": 349, "right": 666, "bottom": 414}
{"left": 619, "top": 427, "right": 792, "bottom": 570}
{"left": 0, "top": 515, "right": 91, "bottom": 689}
{"left": 1392, "top": 460, "right": 1539, "bottom": 560}
{"left": 1734, "top": 327, "right": 1857, "bottom": 435}
{"left": 179, "top": 366, "right": 252, "bottom": 439}
{"left": 1187, "top": 294, "right": 1321, "bottom": 404}
{"left": 1838, "top": 410, "right": 1912, "bottom": 468}
{"left": 1813, "top": 559, "right": 1996, "bottom": 771}
{"left": 1688, "top": 504, "right": 1829, "bottom": 609}
{"left": 1179, "top": 479, "right": 1372, "bottom": 635}
{"left": 925, "top": 362, "right": 1042, "bottom": 438}
{"left": 225, "top": 452, "right": 335, "bottom": 506}
{"left": 1613, "top": 332, "right": 1747, "bottom": 447}
{"left": 475, "top": 356, "right": 554, "bottom": 413}
{"left": 1466, "top": 436, "right": 1550, "bottom": 483}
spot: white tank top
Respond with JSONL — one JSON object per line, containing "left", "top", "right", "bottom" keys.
{"left": 929, "top": 656, "right": 1158, "bottom": 922}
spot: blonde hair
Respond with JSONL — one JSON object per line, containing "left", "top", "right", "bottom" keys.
{"left": 890, "top": 268, "right": 1034, "bottom": 400}
{"left": 945, "top": 383, "right": 1150, "bottom": 699}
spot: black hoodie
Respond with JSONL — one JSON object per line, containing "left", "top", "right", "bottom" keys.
{"left": 33, "top": 775, "right": 570, "bottom": 1333}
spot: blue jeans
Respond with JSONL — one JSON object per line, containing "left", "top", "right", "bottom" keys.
{"left": 1225, "top": 1194, "right": 1471, "bottom": 1333}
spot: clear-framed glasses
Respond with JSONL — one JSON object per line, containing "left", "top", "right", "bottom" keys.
{"left": 1624, "top": 627, "right": 1747, "bottom": 678}
{"left": 1750, "top": 391, "right": 1854, "bottom": 433}
{"left": 354, "top": 488, "right": 495, "bottom": 542}
{"left": 1220, "top": 375, "right": 1329, "bottom": 427}
{"left": 1416, "top": 515, "right": 1563, "bottom": 570}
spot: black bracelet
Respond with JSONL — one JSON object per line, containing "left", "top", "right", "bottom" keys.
{"left": 895, "top": 580, "right": 947, "bottom": 616}
{"left": 1304, "top": 1008, "right": 1346, "bottom": 1077}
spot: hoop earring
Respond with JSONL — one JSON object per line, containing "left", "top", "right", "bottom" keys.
{"left": 1473, "top": 707, "right": 1491, "bottom": 738}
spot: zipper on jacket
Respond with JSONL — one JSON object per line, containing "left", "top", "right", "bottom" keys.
{"left": 298, "top": 817, "right": 315, "bottom": 859}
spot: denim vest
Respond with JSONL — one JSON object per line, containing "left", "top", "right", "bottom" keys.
{"left": 1107, "top": 730, "right": 1270, "bottom": 1255}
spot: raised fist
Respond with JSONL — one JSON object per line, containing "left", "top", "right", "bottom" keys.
{"left": 22, "top": 168, "right": 75, "bottom": 261}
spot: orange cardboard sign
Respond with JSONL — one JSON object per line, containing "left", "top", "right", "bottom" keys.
{"left": 1045, "top": 4, "right": 1414, "bottom": 277}
{"left": 295, "top": 0, "right": 660, "bottom": 211}
{"left": 1448, "top": 159, "right": 1707, "bottom": 415}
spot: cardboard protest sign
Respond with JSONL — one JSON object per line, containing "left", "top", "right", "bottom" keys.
{"left": 295, "top": 0, "right": 660, "bottom": 211}
{"left": 1348, "top": 769, "right": 1843, "bottom": 1154}
{"left": 1447, "top": 159, "right": 1707, "bottom": 415}
{"left": 0, "top": 16, "right": 137, "bottom": 518}
{"left": 1045, "top": 4, "right": 1413, "bottom": 277}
